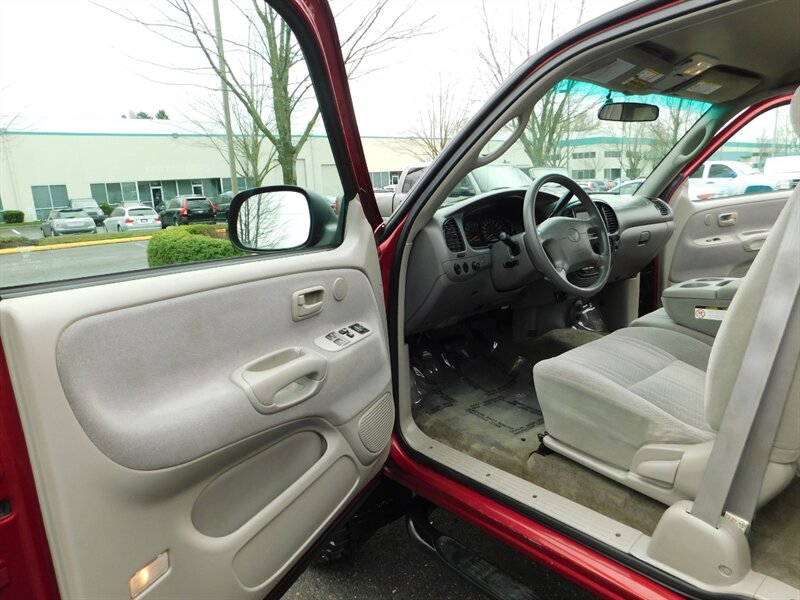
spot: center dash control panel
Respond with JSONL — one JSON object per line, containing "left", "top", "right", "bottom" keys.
{"left": 313, "top": 322, "right": 372, "bottom": 352}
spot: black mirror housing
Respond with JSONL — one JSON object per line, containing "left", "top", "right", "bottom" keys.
{"left": 597, "top": 102, "right": 659, "bottom": 122}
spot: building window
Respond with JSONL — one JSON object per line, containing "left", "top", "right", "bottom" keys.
{"left": 604, "top": 150, "right": 621, "bottom": 158}
{"left": 31, "top": 184, "right": 69, "bottom": 220}
{"left": 369, "top": 171, "right": 402, "bottom": 189}
{"left": 572, "top": 151, "right": 596, "bottom": 159}
{"left": 571, "top": 169, "right": 596, "bottom": 179}
{"left": 90, "top": 182, "right": 140, "bottom": 206}
{"left": 604, "top": 168, "right": 621, "bottom": 180}
{"left": 220, "top": 177, "right": 247, "bottom": 193}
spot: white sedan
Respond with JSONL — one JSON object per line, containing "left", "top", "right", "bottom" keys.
{"left": 102, "top": 205, "right": 161, "bottom": 232}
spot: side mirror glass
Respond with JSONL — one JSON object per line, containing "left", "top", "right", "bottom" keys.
{"left": 597, "top": 102, "right": 659, "bottom": 122}
{"left": 230, "top": 188, "right": 312, "bottom": 251}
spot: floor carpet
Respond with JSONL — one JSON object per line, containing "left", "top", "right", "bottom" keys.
{"left": 410, "top": 325, "right": 799, "bottom": 590}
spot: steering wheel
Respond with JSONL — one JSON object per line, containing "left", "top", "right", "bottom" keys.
{"left": 522, "top": 174, "right": 611, "bottom": 298}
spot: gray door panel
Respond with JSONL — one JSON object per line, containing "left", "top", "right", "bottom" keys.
{"left": 663, "top": 186, "right": 790, "bottom": 286}
{"left": 1, "top": 202, "right": 393, "bottom": 599}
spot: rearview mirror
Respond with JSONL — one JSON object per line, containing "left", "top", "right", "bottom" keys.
{"left": 597, "top": 102, "right": 659, "bottom": 122}
{"left": 230, "top": 188, "right": 312, "bottom": 251}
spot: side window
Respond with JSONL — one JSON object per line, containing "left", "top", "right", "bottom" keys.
{"left": 1, "top": 4, "right": 345, "bottom": 288}
{"left": 402, "top": 168, "right": 425, "bottom": 193}
{"left": 689, "top": 104, "right": 799, "bottom": 201}
{"left": 708, "top": 164, "right": 736, "bottom": 178}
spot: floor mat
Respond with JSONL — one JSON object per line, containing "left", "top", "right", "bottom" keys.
{"left": 411, "top": 327, "right": 600, "bottom": 478}
{"left": 411, "top": 335, "right": 544, "bottom": 477}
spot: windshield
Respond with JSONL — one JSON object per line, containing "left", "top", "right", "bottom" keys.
{"left": 129, "top": 208, "right": 156, "bottom": 216}
{"left": 442, "top": 78, "right": 711, "bottom": 205}
{"left": 187, "top": 199, "right": 210, "bottom": 209}
{"left": 71, "top": 200, "right": 97, "bottom": 208}
{"left": 58, "top": 210, "right": 89, "bottom": 219}
{"left": 471, "top": 164, "right": 532, "bottom": 191}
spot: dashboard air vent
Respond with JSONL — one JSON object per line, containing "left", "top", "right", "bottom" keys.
{"left": 597, "top": 203, "right": 619, "bottom": 234}
{"left": 654, "top": 199, "right": 671, "bottom": 216}
{"left": 443, "top": 218, "right": 465, "bottom": 252}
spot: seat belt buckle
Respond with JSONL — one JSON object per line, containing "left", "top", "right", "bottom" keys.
{"left": 722, "top": 511, "right": 750, "bottom": 534}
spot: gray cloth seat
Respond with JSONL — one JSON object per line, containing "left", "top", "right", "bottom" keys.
{"left": 533, "top": 86, "right": 800, "bottom": 507}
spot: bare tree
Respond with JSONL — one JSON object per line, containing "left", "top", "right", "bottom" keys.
{"left": 400, "top": 75, "right": 472, "bottom": 161}
{"left": 477, "top": 1, "right": 593, "bottom": 168}
{"left": 191, "top": 34, "right": 278, "bottom": 188}
{"left": 104, "top": 1, "right": 431, "bottom": 185}
{"left": 614, "top": 122, "right": 650, "bottom": 179}
{"left": 647, "top": 98, "right": 698, "bottom": 159}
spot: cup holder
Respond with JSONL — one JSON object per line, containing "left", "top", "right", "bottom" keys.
{"left": 695, "top": 277, "right": 725, "bottom": 281}
{"left": 680, "top": 282, "right": 710, "bottom": 288}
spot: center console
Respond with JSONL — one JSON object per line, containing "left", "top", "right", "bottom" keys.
{"left": 631, "top": 276, "right": 741, "bottom": 342}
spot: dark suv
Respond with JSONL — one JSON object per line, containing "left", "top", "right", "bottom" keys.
{"left": 157, "top": 195, "right": 217, "bottom": 228}
{"left": 214, "top": 191, "right": 234, "bottom": 220}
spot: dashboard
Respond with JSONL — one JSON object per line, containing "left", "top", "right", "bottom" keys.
{"left": 404, "top": 187, "right": 676, "bottom": 334}
{"left": 461, "top": 194, "right": 549, "bottom": 247}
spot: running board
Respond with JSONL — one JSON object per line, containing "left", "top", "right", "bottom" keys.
{"left": 405, "top": 498, "right": 540, "bottom": 600}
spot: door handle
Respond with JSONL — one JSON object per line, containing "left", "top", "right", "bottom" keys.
{"left": 718, "top": 212, "right": 737, "bottom": 226}
{"left": 232, "top": 347, "right": 328, "bottom": 414}
{"left": 292, "top": 286, "right": 325, "bottom": 321}
{"left": 738, "top": 229, "right": 769, "bottom": 252}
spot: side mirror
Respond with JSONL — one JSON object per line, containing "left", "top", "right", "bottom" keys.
{"left": 597, "top": 102, "right": 659, "bottom": 122}
{"left": 228, "top": 187, "right": 311, "bottom": 251}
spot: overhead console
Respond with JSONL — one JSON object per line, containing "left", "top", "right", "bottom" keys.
{"left": 575, "top": 45, "right": 760, "bottom": 103}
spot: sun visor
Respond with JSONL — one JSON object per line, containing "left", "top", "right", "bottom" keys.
{"left": 577, "top": 48, "right": 674, "bottom": 93}
{"left": 666, "top": 68, "right": 761, "bottom": 103}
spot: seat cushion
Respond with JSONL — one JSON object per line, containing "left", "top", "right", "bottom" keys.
{"left": 630, "top": 307, "right": 715, "bottom": 345}
{"left": 534, "top": 327, "right": 716, "bottom": 470}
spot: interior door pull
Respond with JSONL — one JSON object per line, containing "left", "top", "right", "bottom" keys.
{"left": 718, "top": 212, "right": 737, "bottom": 226}
{"left": 232, "top": 347, "right": 328, "bottom": 414}
{"left": 292, "top": 286, "right": 325, "bottom": 321}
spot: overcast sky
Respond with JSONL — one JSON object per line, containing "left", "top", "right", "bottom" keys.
{"left": 0, "top": 0, "right": 631, "bottom": 136}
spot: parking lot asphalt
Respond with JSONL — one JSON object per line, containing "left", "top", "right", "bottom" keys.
{"left": 0, "top": 239, "right": 149, "bottom": 287}
{"left": 286, "top": 509, "right": 595, "bottom": 599}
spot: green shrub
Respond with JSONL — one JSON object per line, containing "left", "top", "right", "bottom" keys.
{"left": 2, "top": 210, "right": 24, "bottom": 223}
{"left": 147, "top": 225, "right": 243, "bottom": 267}
{"left": 99, "top": 203, "right": 113, "bottom": 216}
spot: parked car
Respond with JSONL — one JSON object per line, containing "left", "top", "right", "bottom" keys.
{"left": 214, "top": 191, "right": 234, "bottom": 220}
{"left": 688, "top": 160, "right": 776, "bottom": 200}
{"left": 763, "top": 155, "right": 800, "bottom": 190}
{"left": 575, "top": 178, "right": 609, "bottom": 192}
{"left": 376, "top": 163, "right": 531, "bottom": 218}
{"left": 40, "top": 208, "right": 97, "bottom": 236}
{"left": 604, "top": 178, "right": 644, "bottom": 195}
{"left": 4, "top": 2, "right": 800, "bottom": 600}
{"left": 157, "top": 195, "right": 216, "bottom": 228}
{"left": 68, "top": 198, "right": 105, "bottom": 225}
{"left": 102, "top": 205, "right": 161, "bottom": 232}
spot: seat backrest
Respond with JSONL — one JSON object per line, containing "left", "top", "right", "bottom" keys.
{"left": 705, "top": 86, "right": 800, "bottom": 463}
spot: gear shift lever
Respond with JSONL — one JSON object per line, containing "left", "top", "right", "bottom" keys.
{"left": 499, "top": 232, "right": 521, "bottom": 256}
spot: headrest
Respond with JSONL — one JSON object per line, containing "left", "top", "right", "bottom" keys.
{"left": 791, "top": 85, "right": 800, "bottom": 137}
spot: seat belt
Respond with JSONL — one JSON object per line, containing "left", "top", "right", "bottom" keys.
{"left": 691, "top": 196, "right": 800, "bottom": 532}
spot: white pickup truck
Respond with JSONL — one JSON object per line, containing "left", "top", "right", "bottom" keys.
{"left": 687, "top": 160, "right": 778, "bottom": 200}
{"left": 375, "top": 163, "right": 533, "bottom": 218}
